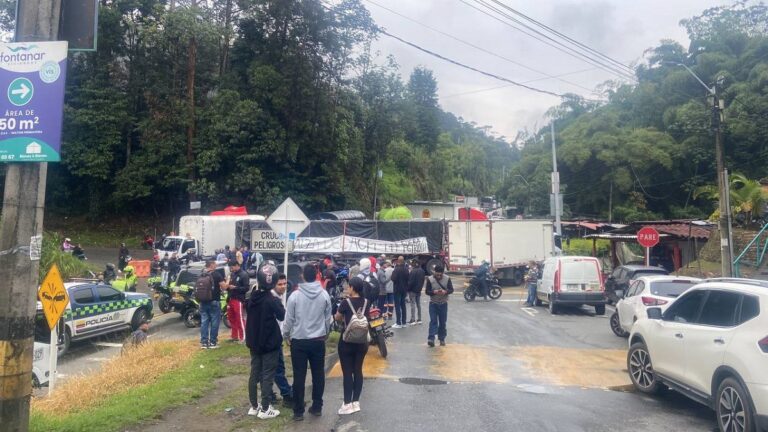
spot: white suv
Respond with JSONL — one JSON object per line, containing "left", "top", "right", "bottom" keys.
{"left": 628, "top": 279, "right": 767, "bottom": 432}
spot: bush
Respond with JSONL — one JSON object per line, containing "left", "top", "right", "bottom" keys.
{"left": 39, "top": 232, "right": 90, "bottom": 283}
{"left": 563, "top": 238, "right": 610, "bottom": 257}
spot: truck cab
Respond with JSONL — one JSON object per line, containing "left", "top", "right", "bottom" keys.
{"left": 156, "top": 236, "right": 200, "bottom": 261}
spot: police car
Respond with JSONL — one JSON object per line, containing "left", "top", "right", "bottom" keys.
{"left": 36, "top": 282, "right": 153, "bottom": 356}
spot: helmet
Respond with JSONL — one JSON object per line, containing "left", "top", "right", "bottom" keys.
{"left": 358, "top": 258, "right": 371, "bottom": 272}
{"left": 124, "top": 265, "right": 135, "bottom": 274}
{"left": 257, "top": 262, "right": 279, "bottom": 290}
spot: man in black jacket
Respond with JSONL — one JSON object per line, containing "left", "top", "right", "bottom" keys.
{"left": 246, "top": 263, "right": 286, "bottom": 420}
{"left": 407, "top": 260, "right": 426, "bottom": 325}
{"left": 225, "top": 261, "right": 249, "bottom": 342}
{"left": 391, "top": 256, "right": 410, "bottom": 328}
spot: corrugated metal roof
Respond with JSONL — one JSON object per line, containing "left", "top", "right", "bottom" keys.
{"left": 588, "top": 222, "right": 713, "bottom": 240}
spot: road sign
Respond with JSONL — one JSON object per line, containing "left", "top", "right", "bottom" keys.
{"left": 0, "top": 41, "right": 68, "bottom": 162}
{"left": 637, "top": 226, "right": 660, "bottom": 248}
{"left": 38, "top": 264, "right": 68, "bottom": 331}
{"left": 266, "top": 198, "right": 311, "bottom": 237}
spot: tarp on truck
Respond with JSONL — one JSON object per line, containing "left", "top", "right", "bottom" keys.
{"left": 237, "top": 220, "right": 445, "bottom": 254}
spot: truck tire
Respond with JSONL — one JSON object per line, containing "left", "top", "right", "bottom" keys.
{"left": 426, "top": 259, "right": 442, "bottom": 275}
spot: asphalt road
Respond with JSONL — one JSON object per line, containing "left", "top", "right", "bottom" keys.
{"left": 284, "top": 286, "right": 717, "bottom": 432}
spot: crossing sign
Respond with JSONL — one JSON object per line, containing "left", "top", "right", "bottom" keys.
{"left": 38, "top": 264, "right": 68, "bottom": 331}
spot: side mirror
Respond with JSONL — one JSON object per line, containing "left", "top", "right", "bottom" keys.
{"left": 647, "top": 307, "right": 662, "bottom": 320}
{"left": 187, "top": 249, "right": 197, "bottom": 256}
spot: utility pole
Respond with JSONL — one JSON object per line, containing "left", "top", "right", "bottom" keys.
{"left": 186, "top": 0, "right": 198, "bottom": 205}
{"left": 712, "top": 82, "right": 733, "bottom": 277}
{"left": 0, "top": 0, "right": 60, "bottom": 429}
{"left": 669, "top": 62, "right": 732, "bottom": 276}
{"left": 551, "top": 122, "right": 562, "bottom": 238}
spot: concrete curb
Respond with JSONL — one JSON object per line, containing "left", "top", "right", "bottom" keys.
{"left": 324, "top": 350, "right": 339, "bottom": 376}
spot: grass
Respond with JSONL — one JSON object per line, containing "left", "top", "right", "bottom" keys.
{"left": 562, "top": 238, "right": 610, "bottom": 257}
{"left": 30, "top": 341, "right": 250, "bottom": 432}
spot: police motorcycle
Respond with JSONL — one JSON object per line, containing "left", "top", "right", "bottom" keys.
{"left": 464, "top": 270, "right": 503, "bottom": 301}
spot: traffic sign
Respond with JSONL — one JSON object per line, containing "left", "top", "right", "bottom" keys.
{"left": 38, "top": 264, "right": 68, "bottom": 331}
{"left": 266, "top": 197, "right": 311, "bottom": 237}
{"left": 0, "top": 41, "right": 68, "bottom": 162}
{"left": 637, "top": 226, "right": 660, "bottom": 248}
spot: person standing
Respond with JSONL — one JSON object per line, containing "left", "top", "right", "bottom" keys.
{"left": 270, "top": 274, "right": 294, "bottom": 406}
{"left": 246, "top": 262, "right": 285, "bottom": 420}
{"left": 198, "top": 260, "right": 225, "bottom": 349}
{"left": 355, "top": 258, "right": 380, "bottom": 305}
{"left": 524, "top": 261, "right": 538, "bottom": 307}
{"left": 334, "top": 278, "right": 371, "bottom": 415}
{"left": 236, "top": 247, "right": 244, "bottom": 267}
{"left": 407, "top": 260, "right": 425, "bottom": 325}
{"left": 384, "top": 261, "right": 394, "bottom": 319}
{"left": 225, "top": 261, "right": 249, "bottom": 343}
{"left": 391, "top": 256, "right": 409, "bottom": 328}
{"left": 376, "top": 261, "right": 391, "bottom": 315}
{"left": 118, "top": 243, "right": 130, "bottom": 271}
{"left": 425, "top": 264, "right": 454, "bottom": 347}
{"left": 283, "top": 264, "right": 332, "bottom": 421}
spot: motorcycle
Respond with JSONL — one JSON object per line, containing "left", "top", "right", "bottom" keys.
{"left": 367, "top": 305, "right": 393, "bottom": 358}
{"left": 464, "top": 273, "right": 503, "bottom": 302}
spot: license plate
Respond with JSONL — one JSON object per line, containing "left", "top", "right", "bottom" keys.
{"left": 370, "top": 318, "right": 384, "bottom": 327}
{"left": 153, "top": 293, "right": 159, "bottom": 300}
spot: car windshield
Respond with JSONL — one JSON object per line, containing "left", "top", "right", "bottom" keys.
{"left": 650, "top": 281, "right": 696, "bottom": 298}
{"left": 633, "top": 269, "right": 667, "bottom": 278}
{"left": 160, "top": 238, "right": 181, "bottom": 252}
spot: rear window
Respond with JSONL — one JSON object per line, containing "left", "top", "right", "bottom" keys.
{"left": 650, "top": 281, "right": 696, "bottom": 298}
{"left": 561, "top": 260, "right": 600, "bottom": 280}
{"left": 632, "top": 269, "right": 668, "bottom": 278}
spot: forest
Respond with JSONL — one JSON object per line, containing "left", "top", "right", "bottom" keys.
{"left": 0, "top": 1, "right": 766, "bottom": 224}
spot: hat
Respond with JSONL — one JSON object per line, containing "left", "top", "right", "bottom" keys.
{"left": 385, "top": 260, "right": 392, "bottom": 265}
{"left": 359, "top": 258, "right": 371, "bottom": 272}
{"left": 65, "top": 238, "right": 71, "bottom": 242}
{"left": 124, "top": 265, "right": 135, "bottom": 273}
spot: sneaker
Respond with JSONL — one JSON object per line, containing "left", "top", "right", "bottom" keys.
{"left": 407, "top": 320, "right": 415, "bottom": 326}
{"left": 352, "top": 401, "right": 360, "bottom": 413}
{"left": 208, "top": 343, "right": 219, "bottom": 349}
{"left": 200, "top": 342, "right": 209, "bottom": 349}
{"left": 428, "top": 340, "right": 435, "bottom": 347}
{"left": 248, "top": 405, "right": 262, "bottom": 416}
{"left": 227, "top": 338, "right": 239, "bottom": 343}
{"left": 416, "top": 320, "right": 423, "bottom": 325}
{"left": 308, "top": 406, "right": 322, "bottom": 417}
{"left": 257, "top": 405, "right": 280, "bottom": 419}
{"left": 392, "top": 324, "right": 401, "bottom": 329}
{"left": 293, "top": 413, "right": 304, "bottom": 422}
{"left": 338, "top": 403, "right": 355, "bottom": 415}
{"left": 440, "top": 340, "right": 446, "bottom": 346}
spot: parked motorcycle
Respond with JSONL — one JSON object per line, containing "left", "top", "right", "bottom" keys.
{"left": 464, "top": 273, "right": 503, "bottom": 301}
{"left": 367, "top": 305, "right": 393, "bottom": 358}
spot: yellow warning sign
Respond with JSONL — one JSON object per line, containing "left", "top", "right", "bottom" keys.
{"left": 38, "top": 264, "right": 68, "bottom": 330}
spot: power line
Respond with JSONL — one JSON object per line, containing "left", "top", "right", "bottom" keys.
{"left": 442, "top": 66, "right": 602, "bottom": 98}
{"left": 473, "top": 0, "right": 636, "bottom": 80}
{"left": 488, "top": 0, "right": 633, "bottom": 74}
{"left": 379, "top": 30, "right": 567, "bottom": 98}
{"left": 459, "top": 0, "right": 636, "bottom": 81}
{"left": 363, "top": 0, "right": 596, "bottom": 94}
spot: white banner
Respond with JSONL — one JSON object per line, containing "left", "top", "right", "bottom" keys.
{"left": 295, "top": 236, "right": 429, "bottom": 254}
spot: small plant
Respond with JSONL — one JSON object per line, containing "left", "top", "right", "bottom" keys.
{"left": 39, "top": 232, "right": 90, "bottom": 283}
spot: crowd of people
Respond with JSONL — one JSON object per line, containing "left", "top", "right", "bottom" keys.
{"left": 192, "top": 253, "right": 455, "bottom": 422}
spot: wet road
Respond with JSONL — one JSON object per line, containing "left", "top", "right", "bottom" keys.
{"left": 285, "top": 285, "right": 716, "bottom": 432}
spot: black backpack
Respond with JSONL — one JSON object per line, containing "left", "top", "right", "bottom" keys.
{"left": 362, "top": 273, "right": 380, "bottom": 302}
{"left": 194, "top": 272, "right": 214, "bottom": 302}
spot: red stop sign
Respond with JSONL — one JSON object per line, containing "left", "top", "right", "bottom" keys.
{"left": 637, "top": 226, "right": 660, "bottom": 248}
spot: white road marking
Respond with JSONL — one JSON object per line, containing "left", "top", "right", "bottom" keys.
{"left": 93, "top": 342, "right": 124, "bottom": 348}
{"left": 497, "top": 299, "right": 526, "bottom": 302}
{"left": 86, "top": 357, "right": 110, "bottom": 362}
{"left": 521, "top": 307, "right": 539, "bottom": 317}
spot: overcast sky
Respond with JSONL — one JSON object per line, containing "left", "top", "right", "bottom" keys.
{"left": 362, "top": 0, "right": 734, "bottom": 141}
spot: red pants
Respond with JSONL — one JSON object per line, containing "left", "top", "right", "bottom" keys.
{"left": 227, "top": 299, "right": 245, "bottom": 341}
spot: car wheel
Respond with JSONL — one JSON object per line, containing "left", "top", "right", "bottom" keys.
{"left": 716, "top": 377, "right": 755, "bottom": 432}
{"left": 610, "top": 312, "right": 629, "bottom": 337}
{"left": 594, "top": 304, "right": 606, "bottom": 315}
{"left": 131, "top": 308, "right": 148, "bottom": 331}
{"left": 548, "top": 298, "right": 559, "bottom": 315}
{"left": 57, "top": 328, "right": 71, "bottom": 356}
{"left": 534, "top": 296, "right": 542, "bottom": 307}
{"left": 32, "top": 374, "right": 40, "bottom": 389}
{"left": 627, "top": 342, "right": 660, "bottom": 394}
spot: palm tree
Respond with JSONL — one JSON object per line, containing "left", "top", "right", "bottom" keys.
{"left": 693, "top": 173, "right": 768, "bottom": 226}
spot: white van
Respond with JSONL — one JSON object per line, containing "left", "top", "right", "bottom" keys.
{"left": 536, "top": 256, "right": 606, "bottom": 315}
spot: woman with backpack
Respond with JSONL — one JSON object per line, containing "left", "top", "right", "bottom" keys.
{"left": 334, "top": 277, "right": 371, "bottom": 415}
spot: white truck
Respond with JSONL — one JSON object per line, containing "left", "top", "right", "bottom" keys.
{"left": 156, "top": 215, "right": 265, "bottom": 259}
{"left": 448, "top": 219, "right": 555, "bottom": 285}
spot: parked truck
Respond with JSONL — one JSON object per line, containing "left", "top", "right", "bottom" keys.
{"left": 156, "top": 215, "right": 265, "bottom": 260}
{"left": 448, "top": 219, "right": 555, "bottom": 285}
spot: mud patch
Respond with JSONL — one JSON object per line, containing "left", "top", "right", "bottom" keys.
{"left": 509, "top": 346, "right": 630, "bottom": 389}
{"left": 328, "top": 347, "right": 390, "bottom": 379}
{"left": 432, "top": 344, "right": 507, "bottom": 383}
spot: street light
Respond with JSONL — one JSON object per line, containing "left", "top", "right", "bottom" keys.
{"left": 666, "top": 61, "right": 733, "bottom": 276}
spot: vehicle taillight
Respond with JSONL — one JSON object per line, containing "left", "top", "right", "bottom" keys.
{"left": 641, "top": 297, "right": 668, "bottom": 306}
{"left": 759, "top": 336, "right": 768, "bottom": 353}
{"left": 554, "top": 270, "right": 560, "bottom": 293}
{"left": 369, "top": 308, "right": 381, "bottom": 320}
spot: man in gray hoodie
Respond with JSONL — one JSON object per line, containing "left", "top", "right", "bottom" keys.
{"left": 282, "top": 263, "right": 332, "bottom": 421}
